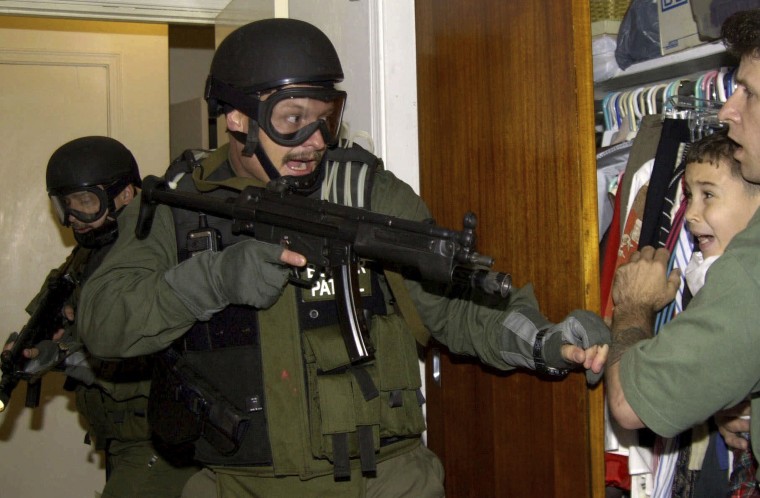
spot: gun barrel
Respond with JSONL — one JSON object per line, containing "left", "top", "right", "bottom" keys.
{"left": 467, "top": 252, "right": 494, "bottom": 267}
{"left": 452, "top": 267, "right": 512, "bottom": 298}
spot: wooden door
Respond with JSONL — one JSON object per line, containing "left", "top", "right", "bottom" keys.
{"left": 415, "top": 1, "right": 603, "bottom": 497}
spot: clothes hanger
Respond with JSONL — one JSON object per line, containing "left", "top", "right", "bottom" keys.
{"left": 702, "top": 70, "right": 718, "bottom": 102}
{"left": 603, "top": 92, "right": 619, "bottom": 132}
{"left": 716, "top": 68, "right": 727, "bottom": 102}
{"left": 647, "top": 83, "right": 668, "bottom": 116}
{"left": 632, "top": 87, "right": 645, "bottom": 121}
{"left": 613, "top": 92, "right": 625, "bottom": 129}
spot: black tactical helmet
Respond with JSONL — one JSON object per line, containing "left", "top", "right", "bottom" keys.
{"left": 46, "top": 135, "right": 141, "bottom": 248}
{"left": 204, "top": 18, "right": 345, "bottom": 185}
{"left": 46, "top": 136, "right": 141, "bottom": 196}
{"left": 206, "top": 18, "right": 343, "bottom": 118}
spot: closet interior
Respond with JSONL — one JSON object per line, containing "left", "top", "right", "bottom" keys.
{"left": 593, "top": 2, "right": 743, "bottom": 496}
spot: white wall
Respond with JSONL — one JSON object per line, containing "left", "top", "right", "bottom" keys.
{"left": 288, "top": 0, "right": 419, "bottom": 191}
{"left": 0, "top": 16, "right": 169, "bottom": 497}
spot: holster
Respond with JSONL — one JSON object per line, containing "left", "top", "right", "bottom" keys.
{"left": 148, "top": 348, "right": 250, "bottom": 456}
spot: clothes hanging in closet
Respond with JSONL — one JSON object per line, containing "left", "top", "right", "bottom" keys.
{"left": 600, "top": 116, "right": 734, "bottom": 498}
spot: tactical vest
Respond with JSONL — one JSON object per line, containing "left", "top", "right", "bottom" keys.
{"left": 149, "top": 143, "right": 427, "bottom": 480}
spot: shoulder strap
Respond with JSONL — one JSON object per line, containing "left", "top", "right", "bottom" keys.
{"left": 384, "top": 270, "right": 431, "bottom": 346}
{"left": 322, "top": 141, "right": 381, "bottom": 208}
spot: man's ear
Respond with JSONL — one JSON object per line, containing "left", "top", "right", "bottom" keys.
{"left": 226, "top": 110, "right": 247, "bottom": 132}
{"left": 118, "top": 185, "right": 135, "bottom": 206}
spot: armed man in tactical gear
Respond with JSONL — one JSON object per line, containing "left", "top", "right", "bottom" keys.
{"left": 5, "top": 136, "right": 198, "bottom": 497}
{"left": 78, "top": 19, "right": 610, "bottom": 497}
{"left": 46, "top": 137, "right": 142, "bottom": 250}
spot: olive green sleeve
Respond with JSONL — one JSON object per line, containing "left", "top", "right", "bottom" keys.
{"left": 370, "top": 171, "right": 544, "bottom": 371}
{"left": 78, "top": 196, "right": 197, "bottom": 359}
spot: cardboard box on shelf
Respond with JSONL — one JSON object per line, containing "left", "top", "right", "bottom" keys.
{"left": 592, "top": 19, "right": 623, "bottom": 37}
{"left": 658, "top": 0, "right": 702, "bottom": 55}
{"left": 590, "top": 0, "right": 630, "bottom": 36}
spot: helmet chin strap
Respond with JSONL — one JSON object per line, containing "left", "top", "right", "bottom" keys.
{"left": 71, "top": 199, "right": 127, "bottom": 248}
{"left": 253, "top": 147, "right": 281, "bottom": 182}
{"left": 268, "top": 158, "right": 325, "bottom": 196}
{"left": 230, "top": 118, "right": 282, "bottom": 181}
{"left": 74, "top": 216, "right": 119, "bottom": 248}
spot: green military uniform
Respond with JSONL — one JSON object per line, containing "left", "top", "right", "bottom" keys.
{"left": 78, "top": 144, "right": 571, "bottom": 497}
{"left": 27, "top": 239, "right": 198, "bottom": 497}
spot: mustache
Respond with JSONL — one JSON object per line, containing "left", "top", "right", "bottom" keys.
{"left": 283, "top": 150, "right": 325, "bottom": 163}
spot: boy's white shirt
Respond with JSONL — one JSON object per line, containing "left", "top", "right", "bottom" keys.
{"left": 684, "top": 251, "right": 719, "bottom": 296}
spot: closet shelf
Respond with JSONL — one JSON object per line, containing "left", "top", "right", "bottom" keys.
{"left": 594, "top": 41, "right": 735, "bottom": 99}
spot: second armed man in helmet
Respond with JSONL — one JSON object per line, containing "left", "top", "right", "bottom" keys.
{"left": 78, "top": 19, "right": 610, "bottom": 497}
{"left": 9, "top": 136, "right": 198, "bottom": 497}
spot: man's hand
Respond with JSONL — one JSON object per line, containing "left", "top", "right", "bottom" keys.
{"left": 604, "top": 247, "right": 680, "bottom": 429}
{"left": 609, "top": 246, "right": 680, "bottom": 366}
{"left": 164, "top": 240, "right": 307, "bottom": 321}
{"left": 612, "top": 246, "right": 681, "bottom": 316}
{"left": 4, "top": 329, "right": 66, "bottom": 360}
{"left": 3, "top": 304, "right": 71, "bottom": 359}
{"left": 561, "top": 343, "right": 609, "bottom": 377}
{"left": 716, "top": 401, "right": 751, "bottom": 451}
{"left": 543, "top": 310, "right": 611, "bottom": 385}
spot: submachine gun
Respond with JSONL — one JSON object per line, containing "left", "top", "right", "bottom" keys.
{"left": 136, "top": 175, "right": 512, "bottom": 364}
{"left": 0, "top": 247, "right": 83, "bottom": 412}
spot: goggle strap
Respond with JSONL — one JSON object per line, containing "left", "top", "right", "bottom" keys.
{"left": 206, "top": 76, "right": 260, "bottom": 119}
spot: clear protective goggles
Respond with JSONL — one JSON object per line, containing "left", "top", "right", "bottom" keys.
{"left": 49, "top": 181, "right": 123, "bottom": 226}
{"left": 258, "top": 86, "right": 346, "bottom": 146}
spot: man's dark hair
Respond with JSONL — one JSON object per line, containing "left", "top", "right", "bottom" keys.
{"left": 722, "top": 9, "right": 760, "bottom": 59}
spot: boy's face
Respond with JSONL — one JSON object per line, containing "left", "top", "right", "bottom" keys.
{"left": 684, "top": 159, "right": 760, "bottom": 258}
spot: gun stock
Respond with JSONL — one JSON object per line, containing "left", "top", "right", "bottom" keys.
{"left": 136, "top": 175, "right": 512, "bottom": 364}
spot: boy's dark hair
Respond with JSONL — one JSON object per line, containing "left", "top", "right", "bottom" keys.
{"left": 685, "top": 130, "right": 741, "bottom": 177}
{"left": 722, "top": 9, "right": 760, "bottom": 59}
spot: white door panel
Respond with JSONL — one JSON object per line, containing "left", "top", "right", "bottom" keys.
{"left": 0, "top": 16, "right": 168, "bottom": 498}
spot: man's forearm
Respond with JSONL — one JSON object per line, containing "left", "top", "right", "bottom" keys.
{"left": 605, "top": 319, "right": 649, "bottom": 430}
{"left": 608, "top": 304, "right": 654, "bottom": 366}
{"left": 608, "top": 325, "right": 650, "bottom": 365}
{"left": 604, "top": 303, "right": 652, "bottom": 430}
{"left": 605, "top": 361, "right": 645, "bottom": 429}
